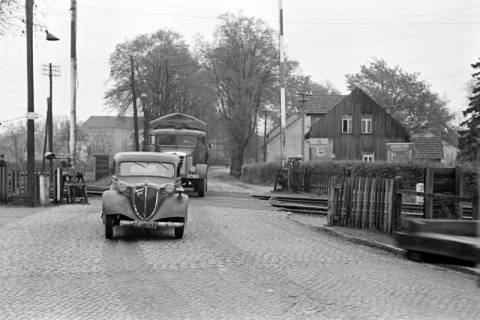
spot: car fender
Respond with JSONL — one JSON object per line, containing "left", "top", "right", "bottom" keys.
{"left": 102, "top": 190, "right": 135, "bottom": 219}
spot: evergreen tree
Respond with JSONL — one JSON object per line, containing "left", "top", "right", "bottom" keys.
{"left": 459, "top": 59, "right": 480, "bottom": 161}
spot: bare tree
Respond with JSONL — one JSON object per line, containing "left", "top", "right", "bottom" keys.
{"left": 0, "top": 0, "right": 20, "bottom": 37}
{"left": 201, "top": 13, "right": 278, "bottom": 176}
{"left": 105, "top": 30, "right": 213, "bottom": 149}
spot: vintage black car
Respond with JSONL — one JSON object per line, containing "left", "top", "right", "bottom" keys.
{"left": 101, "top": 152, "right": 188, "bottom": 239}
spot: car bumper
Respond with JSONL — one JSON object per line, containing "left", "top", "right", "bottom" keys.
{"left": 121, "top": 220, "right": 184, "bottom": 229}
{"left": 102, "top": 190, "right": 188, "bottom": 221}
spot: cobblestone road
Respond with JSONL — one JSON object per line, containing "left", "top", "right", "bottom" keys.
{"left": 0, "top": 192, "right": 479, "bottom": 319}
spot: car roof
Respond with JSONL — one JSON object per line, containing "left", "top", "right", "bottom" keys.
{"left": 113, "top": 152, "right": 180, "bottom": 164}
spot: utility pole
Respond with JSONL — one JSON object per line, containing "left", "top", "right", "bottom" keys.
{"left": 130, "top": 55, "right": 140, "bottom": 151}
{"left": 297, "top": 91, "right": 311, "bottom": 160}
{"left": 42, "top": 63, "right": 60, "bottom": 181}
{"left": 26, "top": 0, "right": 35, "bottom": 207}
{"left": 263, "top": 110, "right": 268, "bottom": 162}
{"left": 278, "top": 0, "right": 286, "bottom": 166}
{"left": 70, "top": 0, "right": 77, "bottom": 167}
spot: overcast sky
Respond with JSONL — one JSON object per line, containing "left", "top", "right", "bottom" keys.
{"left": 0, "top": 0, "right": 479, "bottom": 127}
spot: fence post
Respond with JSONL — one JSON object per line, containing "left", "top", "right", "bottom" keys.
{"left": 350, "top": 177, "right": 357, "bottom": 227}
{"left": 384, "top": 179, "right": 393, "bottom": 234}
{"left": 369, "top": 178, "right": 376, "bottom": 231}
{"left": 424, "top": 167, "right": 434, "bottom": 219}
{"left": 304, "top": 166, "right": 310, "bottom": 193}
{"left": 327, "top": 177, "right": 339, "bottom": 226}
{"left": 362, "top": 177, "right": 370, "bottom": 229}
{"left": 455, "top": 166, "right": 464, "bottom": 218}
{"left": 392, "top": 177, "right": 403, "bottom": 232}
{"left": 340, "top": 178, "right": 349, "bottom": 226}
{"left": 355, "top": 177, "right": 363, "bottom": 228}
{"left": 0, "top": 166, "right": 7, "bottom": 203}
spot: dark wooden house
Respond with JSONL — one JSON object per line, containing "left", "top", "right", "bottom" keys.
{"left": 306, "top": 88, "right": 409, "bottom": 161}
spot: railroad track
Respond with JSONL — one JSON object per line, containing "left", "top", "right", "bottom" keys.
{"left": 252, "top": 193, "right": 474, "bottom": 217}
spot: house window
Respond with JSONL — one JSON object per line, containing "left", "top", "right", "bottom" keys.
{"left": 361, "top": 114, "right": 372, "bottom": 134}
{"left": 342, "top": 115, "right": 352, "bottom": 133}
{"left": 363, "top": 153, "right": 374, "bottom": 162}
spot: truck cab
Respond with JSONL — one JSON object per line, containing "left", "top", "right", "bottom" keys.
{"left": 148, "top": 113, "right": 208, "bottom": 197}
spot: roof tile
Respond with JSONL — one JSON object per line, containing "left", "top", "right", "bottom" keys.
{"left": 411, "top": 136, "right": 444, "bottom": 160}
{"left": 305, "top": 94, "right": 346, "bottom": 114}
{"left": 82, "top": 116, "right": 140, "bottom": 130}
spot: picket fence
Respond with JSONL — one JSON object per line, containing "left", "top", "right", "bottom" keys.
{"left": 327, "top": 176, "right": 402, "bottom": 234}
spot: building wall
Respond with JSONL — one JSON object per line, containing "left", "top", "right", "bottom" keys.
{"left": 266, "top": 114, "right": 310, "bottom": 163}
{"left": 83, "top": 127, "right": 133, "bottom": 156}
{"left": 442, "top": 141, "right": 458, "bottom": 166}
{"left": 309, "top": 88, "right": 408, "bottom": 161}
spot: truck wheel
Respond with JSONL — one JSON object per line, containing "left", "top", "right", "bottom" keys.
{"left": 174, "top": 226, "right": 184, "bottom": 239}
{"left": 198, "top": 179, "right": 205, "bottom": 197}
{"left": 105, "top": 215, "right": 114, "bottom": 239}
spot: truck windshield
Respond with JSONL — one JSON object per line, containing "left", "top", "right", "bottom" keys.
{"left": 178, "top": 135, "right": 196, "bottom": 147}
{"left": 157, "top": 135, "right": 176, "bottom": 145}
{"left": 119, "top": 161, "right": 175, "bottom": 177}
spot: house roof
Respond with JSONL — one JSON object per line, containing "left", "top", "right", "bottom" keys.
{"left": 266, "top": 114, "right": 302, "bottom": 143}
{"left": 305, "top": 94, "right": 346, "bottom": 115}
{"left": 411, "top": 136, "right": 444, "bottom": 160}
{"left": 82, "top": 116, "right": 140, "bottom": 130}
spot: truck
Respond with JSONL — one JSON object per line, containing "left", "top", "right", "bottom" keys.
{"left": 148, "top": 113, "right": 208, "bottom": 197}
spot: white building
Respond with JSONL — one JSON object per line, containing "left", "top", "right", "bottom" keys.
{"left": 266, "top": 114, "right": 310, "bottom": 162}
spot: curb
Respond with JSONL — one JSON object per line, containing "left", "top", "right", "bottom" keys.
{"left": 287, "top": 214, "right": 480, "bottom": 278}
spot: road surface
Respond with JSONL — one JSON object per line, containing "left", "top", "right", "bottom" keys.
{"left": 0, "top": 174, "right": 478, "bottom": 319}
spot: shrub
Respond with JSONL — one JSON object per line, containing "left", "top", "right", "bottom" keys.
{"left": 241, "top": 162, "right": 281, "bottom": 184}
{"left": 242, "top": 160, "right": 478, "bottom": 196}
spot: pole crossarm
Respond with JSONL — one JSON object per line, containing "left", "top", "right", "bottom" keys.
{"left": 41, "top": 64, "right": 61, "bottom": 77}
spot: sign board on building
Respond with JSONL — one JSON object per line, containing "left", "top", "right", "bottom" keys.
{"left": 386, "top": 143, "right": 414, "bottom": 162}
{"left": 308, "top": 138, "right": 333, "bottom": 160}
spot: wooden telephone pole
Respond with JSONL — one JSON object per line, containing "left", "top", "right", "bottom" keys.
{"left": 130, "top": 56, "right": 140, "bottom": 151}
{"left": 278, "top": 0, "right": 286, "bottom": 166}
{"left": 70, "top": 0, "right": 77, "bottom": 167}
{"left": 26, "top": 0, "right": 35, "bottom": 206}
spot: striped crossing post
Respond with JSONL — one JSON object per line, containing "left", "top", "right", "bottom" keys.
{"left": 54, "top": 168, "right": 63, "bottom": 203}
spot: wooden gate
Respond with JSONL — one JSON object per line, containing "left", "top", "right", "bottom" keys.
{"left": 94, "top": 155, "right": 110, "bottom": 181}
{"left": 327, "top": 176, "right": 402, "bottom": 234}
{"left": 423, "top": 167, "right": 477, "bottom": 219}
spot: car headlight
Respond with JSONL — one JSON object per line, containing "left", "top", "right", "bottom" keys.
{"left": 117, "top": 181, "right": 128, "bottom": 193}
{"left": 188, "top": 166, "right": 196, "bottom": 173}
{"left": 164, "top": 183, "right": 175, "bottom": 193}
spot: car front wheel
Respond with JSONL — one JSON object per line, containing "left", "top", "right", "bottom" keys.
{"left": 105, "top": 215, "right": 115, "bottom": 239}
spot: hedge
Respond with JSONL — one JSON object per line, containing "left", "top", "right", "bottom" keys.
{"left": 242, "top": 160, "right": 478, "bottom": 196}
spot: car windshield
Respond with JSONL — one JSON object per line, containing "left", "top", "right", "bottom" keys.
{"left": 178, "top": 135, "right": 196, "bottom": 146}
{"left": 119, "top": 161, "right": 175, "bottom": 177}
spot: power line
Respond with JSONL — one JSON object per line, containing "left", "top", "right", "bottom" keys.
{"left": 49, "top": 2, "right": 480, "bottom": 26}
{"left": 0, "top": 115, "right": 25, "bottom": 124}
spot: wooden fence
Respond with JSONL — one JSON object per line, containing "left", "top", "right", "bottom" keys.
{"left": 327, "top": 176, "right": 402, "bottom": 234}
{"left": 289, "top": 167, "right": 345, "bottom": 195}
{"left": 0, "top": 170, "right": 33, "bottom": 204}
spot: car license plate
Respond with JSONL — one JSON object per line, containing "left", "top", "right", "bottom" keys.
{"left": 186, "top": 174, "right": 199, "bottom": 178}
{"left": 134, "top": 221, "right": 157, "bottom": 229}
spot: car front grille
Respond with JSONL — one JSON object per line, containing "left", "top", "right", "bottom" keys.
{"left": 130, "top": 185, "right": 162, "bottom": 220}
